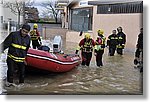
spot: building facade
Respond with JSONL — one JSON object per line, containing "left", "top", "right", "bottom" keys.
{"left": 0, "top": 0, "right": 23, "bottom": 32}
{"left": 65, "top": 0, "right": 143, "bottom": 51}
{"left": 25, "top": 7, "right": 39, "bottom": 23}
{"left": 56, "top": 0, "right": 69, "bottom": 28}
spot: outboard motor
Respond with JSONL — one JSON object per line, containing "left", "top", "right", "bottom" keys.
{"left": 53, "top": 35, "right": 63, "bottom": 53}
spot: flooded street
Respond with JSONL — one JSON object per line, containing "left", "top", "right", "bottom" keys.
{"left": 0, "top": 0, "right": 143, "bottom": 97}
{"left": 0, "top": 41, "right": 142, "bottom": 95}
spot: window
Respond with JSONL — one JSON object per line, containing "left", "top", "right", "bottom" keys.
{"left": 97, "top": 2, "right": 143, "bottom": 14}
{"left": 71, "top": 8, "right": 93, "bottom": 32}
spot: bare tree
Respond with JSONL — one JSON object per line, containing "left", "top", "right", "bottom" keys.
{"left": 40, "top": 0, "right": 59, "bottom": 23}
{"left": 40, "top": 9, "right": 53, "bottom": 19}
{"left": 3, "top": 0, "right": 24, "bottom": 27}
{"left": 3, "top": 0, "right": 34, "bottom": 27}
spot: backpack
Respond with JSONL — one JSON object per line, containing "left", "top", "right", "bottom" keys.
{"left": 96, "top": 37, "right": 102, "bottom": 44}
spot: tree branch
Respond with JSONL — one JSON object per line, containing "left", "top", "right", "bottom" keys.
{"left": 40, "top": 0, "right": 59, "bottom": 22}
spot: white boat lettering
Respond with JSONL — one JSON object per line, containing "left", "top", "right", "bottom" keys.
{"left": 72, "top": 57, "right": 79, "bottom": 61}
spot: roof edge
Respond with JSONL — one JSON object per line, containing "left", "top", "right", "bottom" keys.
{"left": 88, "top": 0, "right": 143, "bottom": 5}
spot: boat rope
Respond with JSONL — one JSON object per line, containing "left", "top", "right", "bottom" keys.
{"left": 27, "top": 53, "right": 80, "bottom": 65}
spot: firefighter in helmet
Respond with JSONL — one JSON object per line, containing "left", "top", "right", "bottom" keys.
{"left": 30, "top": 23, "right": 42, "bottom": 49}
{"left": 94, "top": 29, "right": 106, "bottom": 67}
{"left": 116, "top": 27, "right": 126, "bottom": 55}
{"left": 75, "top": 33, "right": 95, "bottom": 66}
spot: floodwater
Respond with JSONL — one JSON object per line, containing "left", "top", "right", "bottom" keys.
{"left": 0, "top": 41, "right": 142, "bottom": 95}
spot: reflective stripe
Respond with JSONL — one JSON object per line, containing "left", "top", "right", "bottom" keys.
{"left": 94, "top": 45, "right": 104, "bottom": 50}
{"left": 101, "top": 37, "right": 106, "bottom": 44}
{"left": 11, "top": 43, "right": 27, "bottom": 50}
{"left": 110, "top": 37, "right": 118, "bottom": 40}
{"left": 117, "top": 45, "right": 123, "bottom": 48}
{"left": 81, "top": 39, "right": 93, "bottom": 52}
{"left": 31, "top": 36, "right": 39, "bottom": 40}
{"left": 82, "top": 47, "right": 93, "bottom": 52}
{"left": 84, "top": 41, "right": 92, "bottom": 47}
{"left": 8, "top": 54, "right": 25, "bottom": 62}
{"left": 30, "top": 30, "right": 39, "bottom": 40}
{"left": 117, "top": 44, "right": 125, "bottom": 48}
{"left": 118, "top": 36, "right": 123, "bottom": 39}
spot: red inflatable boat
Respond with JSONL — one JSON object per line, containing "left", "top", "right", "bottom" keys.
{"left": 26, "top": 48, "right": 81, "bottom": 72}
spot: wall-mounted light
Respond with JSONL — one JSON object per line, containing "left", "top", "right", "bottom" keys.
{"left": 108, "top": 7, "right": 111, "bottom": 12}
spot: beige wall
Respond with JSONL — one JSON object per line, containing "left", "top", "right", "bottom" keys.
{"left": 66, "top": 31, "right": 81, "bottom": 43}
{"left": 42, "top": 28, "right": 67, "bottom": 40}
{"left": 93, "top": 6, "right": 143, "bottom": 51}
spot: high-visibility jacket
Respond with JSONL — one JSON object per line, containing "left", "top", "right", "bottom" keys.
{"left": 30, "top": 30, "right": 40, "bottom": 40}
{"left": 117, "top": 32, "right": 126, "bottom": 48}
{"left": 95, "top": 35, "right": 106, "bottom": 51}
{"left": 77, "top": 38, "right": 95, "bottom": 52}
{"left": 0, "top": 30, "right": 30, "bottom": 62}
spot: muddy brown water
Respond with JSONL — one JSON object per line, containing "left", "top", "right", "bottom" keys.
{"left": 0, "top": 42, "right": 142, "bottom": 95}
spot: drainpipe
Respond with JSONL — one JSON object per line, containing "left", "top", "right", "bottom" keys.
{"left": 44, "top": 27, "right": 46, "bottom": 39}
{"left": 7, "top": 18, "right": 11, "bottom": 35}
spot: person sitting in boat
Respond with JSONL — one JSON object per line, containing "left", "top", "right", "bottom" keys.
{"left": 75, "top": 33, "right": 95, "bottom": 66}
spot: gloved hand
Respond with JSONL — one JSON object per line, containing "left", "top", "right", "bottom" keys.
{"left": 75, "top": 50, "right": 78, "bottom": 54}
{"left": 134, "top": 59, "right": 139, "bottom": 65}
{"left": 79, "top": 31, "right": 83, "bottom": 36}
{"left": 101, "top": 44, "right": 105, "bottom": 48}
{"left": 122, "top": 44, "right": 125, "bottom": 48}
{"left": 39, "top": 41, "right": 42, "bottom": 45}
{"left": 105, "top": 45, "right": 109, "bottom": 48}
